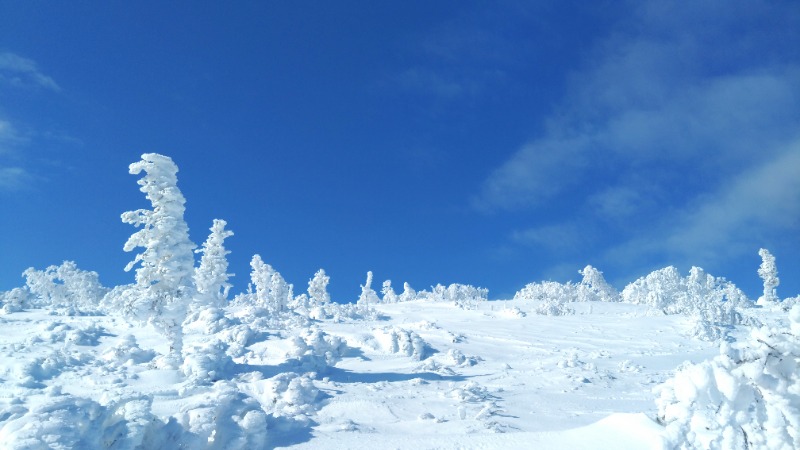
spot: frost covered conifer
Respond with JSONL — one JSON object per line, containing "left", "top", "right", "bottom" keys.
{"left": 358, "top": 271, "right": 380, "bottom": 309}
{"left": 249, "top": 254, "right": 293, "bottom": 315}
{"left": 120, "top": 153, "right": 196, "bottom": 366}
{"left": 381, "top": 280, "right": 398, "bottom": 303}
{"left": 577, "top": 265, "right": 619, "bottom": 302}
{"left": 194, "top": 219, "right": 234, "bottom": 308}
{"left": 757, "top": 248, "right": 779, "bottom": 306}
{"left": 398, "top": 282, "right": 417, "bottom": 302}
{"left": 250, "top": 254, "right": 274, "bottom": 308}
{"left": 308, "top": 269, "right": 331, "bottom": 306}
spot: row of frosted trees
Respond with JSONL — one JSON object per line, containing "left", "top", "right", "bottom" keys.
{"left": 4, "top": 153, "right": 487, "bottom": 366}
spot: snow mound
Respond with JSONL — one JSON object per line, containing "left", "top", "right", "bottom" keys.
{"left": 0, "top": 390, "right": 160, "bottom": 450}
{"left": 372, "top": 327, "right": 430, "bottom": 360}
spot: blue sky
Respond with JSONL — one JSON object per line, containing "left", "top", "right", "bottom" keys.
{"left": 1, "top": 1, "right": 799, "bottom": 301}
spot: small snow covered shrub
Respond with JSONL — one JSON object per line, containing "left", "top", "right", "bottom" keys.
{"left": 0, "top": 287, "right": 31, "bottom": 313}
{"left": 182, "top": 339, "right": 235, "bottom": 385}
{"left": 22, "top": 261, "right": 108, "bottom": 315}
{"left": 232, "top": 255, "right": 313, "bottom": 328}
{"left": 175, "top": 381, "right": 269, "bottom": 449}
{"left": 621, "top": 266, "right": 749, "bottom": 340}
{"left": 244, "top": 372, "right": 320, "bottom": 422}
{"left": 101, "top": 334, "right": 157, "bottom": 365}
{"left": 285, "top": 328, "right": 346, "bottom": 374}
{"left": 183, "top": 306, "right": 234, "bottom": 335}
{"left": 374, "top": 327, "right": 430, "bottom": 360}
{"left": 0, "top": 390, "right": 162, "bottom": 450}
{"left": 515, "top": 280, "right": 577, "bottom": 302}
{"left": 576, "top": 265, "right": 619, "bottom": 302}
{"left": 398, "top": 282, "right": 417, "bottom": 302}
{"left": 381, "top": 279, "right": 399, "bottom": 303}
{"left": 534, "top": 297, "right": 575, "bottom": 316}
{"left": 216, "top": 323, "right": 263, "bottom": 357}
{"left": 515, "top": 280, "right": 576, "bottom": 315}
{"left": 416, "top": 283, "right": 488, "bottom": 309}
{"left": 656, "top": 305, "right": 800, "bottom": 449}
{"left": 446, "top": 349, "right": 480, "bottom": 367}
{"left": 781, "top": 295, "right": 800, "bottom": 311}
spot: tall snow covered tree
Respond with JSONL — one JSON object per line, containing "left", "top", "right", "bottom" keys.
{"left": 194, "top": 219, "right": 234, "bottom": 308}
{"left": 121, "top": 153, "right": 196, "bottom": 366}
{"left": 757, "top": 248, "right": 779, "bottom": 306}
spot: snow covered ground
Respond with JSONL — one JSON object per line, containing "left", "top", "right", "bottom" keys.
{"left": 0, "top": 295, "right": 784, "bottom": 449}
{"left": 2, "top": 155, "right": 796, "bottom": 449}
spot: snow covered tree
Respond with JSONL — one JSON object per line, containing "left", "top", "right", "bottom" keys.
{"left": 621, "top": 266, "right": 683, "bottom": 311}
{"left": 249, "top": 254, "right": 293, "bottom": 315}
{"left": 22, "top": 261, "right": 107, "bottom": 314}
{"left": 271, "top": 271, "right": 294, "bottom": 313}
{"left": 307, "top": 269, "right": 331, "bottom": 306}
{"left": 120, "top": 153, "right": 196, "bottom": 366}
{"left": 620, "top": 266, "right": 747, "bottom": 340}
{"left": 757, "top": 248, "right": 779, "bottom": 306}
{"left": 381, "top": 280, "right": 398, "bottom": 303}
{"left": 398, "top": 282, "right": 417, "bottom": 302}
{"left": 656, "top": 305, "right": 800, "bottom": 449}
{"left": 194, "top": 219, "right": 234, "bottom": 309}
{"left": 514, "top": 280, "right": 577, "bottom": 316}
{"left": 1, "top": 287, "right": 32, "bottom": 313}
{"left": 577, "top": 265, "right": 619, "bottom": 302}
{"left": 249, "top": 254, "right": 274, "bottom": 308}
{"left": 357, "top": 271, "right": 380, "bottom": 309}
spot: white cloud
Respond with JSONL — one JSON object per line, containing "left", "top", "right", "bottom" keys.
{"left": 588, "top": 186, "right": 647, "bottom": 221}
{"left": 603, "top": 138, "right": 800, "bottom": 267}
{"left": 474, "top": 2, "right": 800, "bottom": 213}
{"left": 511, "top": 222, "right": 586, "bottom": 253}
{"left": 474, "top": 0, "right": 800, "bottom": 287}
{"left": 0, "top": 166, "right": 32, "bottom": 191}
{"left": 0, "top": 119, "right": 28, "bottom": 155}
{"left": 0, "top": 52, "right": 61, "bottom": 91}
{"left": 472, "top": 135, "right": 591, "bottom": 211}
{"left": 663, "top": 141, "right": 800, "bottom": 256}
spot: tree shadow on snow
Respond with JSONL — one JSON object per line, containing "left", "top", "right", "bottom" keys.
{"left": 323, "top": 367, "right": 468, "bottom": 384}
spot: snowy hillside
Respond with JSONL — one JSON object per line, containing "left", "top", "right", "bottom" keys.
{"left": 1, "top": 154, "right": 798, "bottom": 449}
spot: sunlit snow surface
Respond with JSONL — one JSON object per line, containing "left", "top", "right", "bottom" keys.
{"left": 0, "top": 299, "right": 776, "bottom": 449}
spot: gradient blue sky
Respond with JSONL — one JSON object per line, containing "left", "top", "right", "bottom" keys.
{"left": 1, "top": 1, "right": 799, "bottom": 301}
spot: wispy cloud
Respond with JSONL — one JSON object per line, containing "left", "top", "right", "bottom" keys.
{"left": 472, "top": 135, "right": 591, "bottom": 211}
{"left": 604, "top": 140, "right": 800, "bottom": 268}
{"left": 476, "top": 0, "right": 800, "bottom": 280}
{"left": 0, "top": 52, "right": 61, "bottom": 91}
{"left": 0, "top": 166, "right": 32, "bottom": 191}
{"left": 511, "top": 222, "right": 589, "bottom": 254}
{"left": 0, "top": 119, "right": 26, "bottom": 155}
